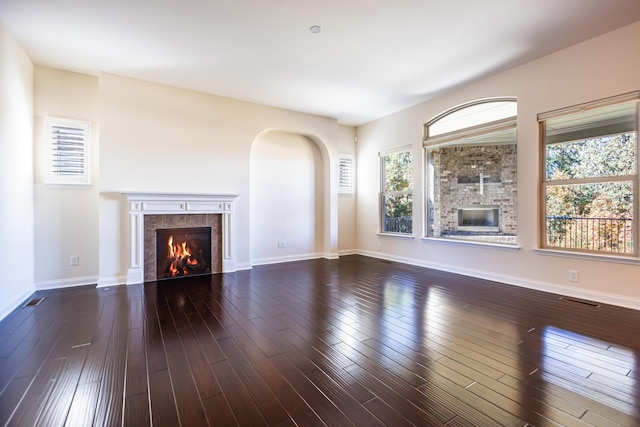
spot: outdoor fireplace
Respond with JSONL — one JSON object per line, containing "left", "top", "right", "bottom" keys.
{"left": 458, "top": 205, "right": 500, "bottom": 231}
{"left": 156, "top": 227, "right": 212, "bottom": 279}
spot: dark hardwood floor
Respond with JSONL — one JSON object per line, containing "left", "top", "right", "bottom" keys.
{"left": 1, "top": 255, "right": 639, "bottom": 426}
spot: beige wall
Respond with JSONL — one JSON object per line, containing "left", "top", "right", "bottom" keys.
{"left": 338, "top": 124, "right": 357, "bottom": 253}
{"left": 21, "top": 66, "right": 357, "bottom": 291}
{"left": 97, "top": 73, "right": 348, "bottom": 284}
{"left": 34, "top": 66, "right": 100, "bottom": 289}
{"left": 356, "top": 21, "right": 640, "bottom": 308}
{"left": 250, "top": 131, "right": 324, "bottom": 263}
{"left": 0, "top": 22, "right": 34, "bottom": 319}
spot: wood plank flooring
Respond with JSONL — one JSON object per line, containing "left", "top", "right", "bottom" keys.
{"left": 1, "top": 255, "right": 639, "bottom": 426}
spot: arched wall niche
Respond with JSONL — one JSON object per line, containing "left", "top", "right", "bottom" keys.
{"left": 249, "top": 129, "right": 332, "bottom": 265}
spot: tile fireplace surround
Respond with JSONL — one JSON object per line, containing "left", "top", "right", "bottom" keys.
{"left": 123, "top": 193, "right": 238, "bottom": 285}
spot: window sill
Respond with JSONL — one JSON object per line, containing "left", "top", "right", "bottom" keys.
{"left": 420, "top": 236, "right": 520, "bottom": 251}
{"left": 377, "top": 232, "right": 414, "bottom": 239}
{"left": 45, "top": 182, "right": 92, "bottom": 188}
{"left": 533, "top": 248, "right": 640, "bottom": 265}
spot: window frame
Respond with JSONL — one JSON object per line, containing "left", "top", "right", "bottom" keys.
{"left": 423, "top": 98, "right": 518, "bottom": 245}
{"left": 338, "top": 154, "right": 355, "bottom": 194}
{"left": 538, "top": 92, "right": 639, "bottom": 257}
{"left": 45, "top": 117, "right": 91, "bottom": 186}
{"left": 379, "top": 145, "right": 413, "bottom": 235}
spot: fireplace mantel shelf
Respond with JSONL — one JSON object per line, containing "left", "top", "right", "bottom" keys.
{"left": 123, "top": 192, "right": 237, "bottom": 213}
{"left": 123, "top": 192, "right": 238, "bottom": 202}
{"left": 123, "top": 192, "right": 239, "bottom": 284}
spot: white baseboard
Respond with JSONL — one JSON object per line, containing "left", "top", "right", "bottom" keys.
{"left": 235, "top": 262, "right": 253, "bottom": 271}
{"left": 96, "top": 276, "right": 126, "bottom": 288}
{"left": 35, "top": 275, "right": 100, "bottom": 290}
{"left": 252, "top": 252, "right": 324, "bottom": 266}
{"left": 338, "top": 249, "right": 358, "bottom": 256}
{"left": 357, "top": 250, "right": 640, "bottom": 311}
{"left": 0, "top": 287, "right": 36, "bottom": 322}
{"left": 323, "top": 252, "right": 340, "bottom": 260}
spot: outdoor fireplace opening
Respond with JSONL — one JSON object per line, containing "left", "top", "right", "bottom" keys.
{"left": 156, "top": 227, "right": 212, "bottom": 280}
{"left": 458, "top": 206, "right": 500, "bottom": 232}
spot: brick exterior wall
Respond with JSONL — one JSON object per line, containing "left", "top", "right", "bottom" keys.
{"left": 428, "top": 143, "right": 517, "bottom": 237}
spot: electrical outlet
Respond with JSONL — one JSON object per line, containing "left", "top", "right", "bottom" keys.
{"left": 568, "top": 270, "right": 578, "bottom": 282}
{"left": 70, "top": 255, "right": 79, "bottom": 266}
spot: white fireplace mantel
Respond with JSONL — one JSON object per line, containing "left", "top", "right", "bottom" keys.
{"left": 123, "top": 192, "right": 238, "bottom": 285}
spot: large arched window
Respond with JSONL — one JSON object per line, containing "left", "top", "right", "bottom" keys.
{"left": 424, "top": 98, "right": 517, "bottom": 245}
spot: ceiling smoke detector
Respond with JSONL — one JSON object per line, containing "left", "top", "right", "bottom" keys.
{"left": 309, "top": 25, "right": 322, "bottom": 34}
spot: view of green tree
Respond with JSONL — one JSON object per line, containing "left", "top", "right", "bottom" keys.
{"left": 546, "top": 134, "right": 636, "bottom": 181}
{"left": 545, "top": 133, "right": 636, "bottom": 252}
{"left": 384, "top": 150, "right": 413, "bottom": 192}
{"left": 382, "top": 150, "right": 413, "bottom": 233}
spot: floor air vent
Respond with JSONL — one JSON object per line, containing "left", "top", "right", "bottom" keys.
{"left": 558, "top": 296, "right": 601, "bottom": 308}
{"left": 24, "top": 297, "right": 44, "bottom": 307}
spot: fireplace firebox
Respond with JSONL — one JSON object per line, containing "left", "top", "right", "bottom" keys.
{"left": 156, "top": 227, "right": 212, "bottom": 279}
{"left": 457, "top": 206, "right": 500, "bottom": 232}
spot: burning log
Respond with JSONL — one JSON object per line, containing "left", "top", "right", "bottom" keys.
{"left": 161, "top": 235, "right": 209, "bottom": 278}
{"left": 156, "top": 227, "right": 212, "bottom": 280}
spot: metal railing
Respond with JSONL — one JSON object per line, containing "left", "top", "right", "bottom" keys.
{"left": 384, "top": 216, "right": 413, "bottom": 234}
{"left": 546, "top": 216, "right": 633, "bottom": 253}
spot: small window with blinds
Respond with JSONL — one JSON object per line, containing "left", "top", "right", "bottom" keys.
{"left": 46, "top": 117, "right": 91, "bottom": 186}
{"left": 338, "top": 154, "right": 355, "bottom": 194}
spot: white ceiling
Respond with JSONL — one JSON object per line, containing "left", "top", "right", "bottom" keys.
{"left": 2, "top": 1, "right": 640, "bottom": 126}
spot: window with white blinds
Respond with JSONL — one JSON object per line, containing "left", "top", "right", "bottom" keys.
{"left": 46, "top": 117, "right": 91, "bottom": 186}
{"left": 338, "top": 154, "right": 355, "bottom": 194}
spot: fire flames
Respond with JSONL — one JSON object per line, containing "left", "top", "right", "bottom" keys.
{"left": 166, "top": 235, "right": 199, "bottom": 277}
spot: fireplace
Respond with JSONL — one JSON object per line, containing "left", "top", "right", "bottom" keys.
{"left": 123, "top": 193, "right": 238, "bottom": 285}
{"left": 143, "top": 213, "right": 221, "bottom": 281}
{"left": 156, "top": 227, "right": 212, "bottom": 279}
{"left": 458, "top": 205, "right": 500, "bottom": 231}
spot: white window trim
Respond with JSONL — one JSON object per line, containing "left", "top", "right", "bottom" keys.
{"left": 538, "top": 91, "right": 639, "bottom": 258}
{"left": 377, "top": 232, "right": 415, "bottom": 239}
{"left": 424, "top": 97, "right": 517, "bottom": 141}
{"left": 420, "top": 236, "right": 520, "bottom": 251}
{"left": 338, "top": 154, "right": 355, "bottom": 194}
{"left": 423, "top": 98, "right": 518, "bottom": 245}
{"left": 45, "top": 117, "right": 91, "bottom": 186}
{"left": 533, "top": 248, "right": 640, "bottom": 265}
